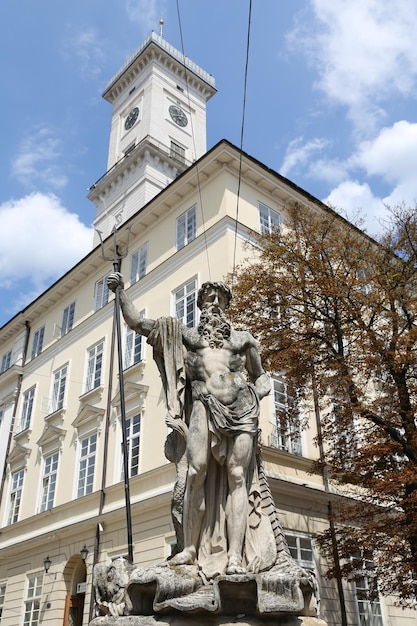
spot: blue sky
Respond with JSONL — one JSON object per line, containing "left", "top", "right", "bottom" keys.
{"left": 1, "top": 0, "right": 417, "bottom": 327}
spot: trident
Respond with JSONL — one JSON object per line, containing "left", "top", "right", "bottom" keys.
{"left": 97, "top": 225, "right": 134, "bottom": 563}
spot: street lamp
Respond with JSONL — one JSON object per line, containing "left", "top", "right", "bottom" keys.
{"left": 43, "top": 555, "right": 52, "bottom": 574}
{"left": 80, "top": 545, "right": 89, "bottom": 563}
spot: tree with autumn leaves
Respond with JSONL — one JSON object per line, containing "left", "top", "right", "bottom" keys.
{"left": 230, "top": 202, "right": 417, "bottom": 606}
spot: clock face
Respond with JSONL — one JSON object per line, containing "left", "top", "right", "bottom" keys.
{"left": 124, "top": 107, "right": 139, "bottom": 130}
{"left": 169, "top": 105, "right": 188, "bottom": 127}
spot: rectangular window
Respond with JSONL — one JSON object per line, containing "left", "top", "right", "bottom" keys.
{"left": 85, "top": 342, "right": 104, "bottom": 392}
{"left": 126, "top": 414, "right": 141, "bottom": 478}
{"left": 39, "top": 452, "right": 59, "bottom": 512}
{"left": 94, "top": 276, "right": 109, "bottom": 311}
{"left": 20, "top": 387, "right": 35, "bottom": 432}
{"left": 130, "top": 243, "right": 148, "bottom": 284}
{"left": 270, "top": 377, "right": 302, "bottom": 455}
{"left": 51, "top": 364, "right": 68, "bottom": 412}
{"left": 353, "top": 552, "right": 384, "bottom": 626}
{"left": 174, "top": 278, "right": 198, "bottom": 328}
{"left": 285, "top": 533, "right": 315, "bottom": 570}
{"left": 23, "top": 574, "right": 42, "bottom": 626}
{"left": 259, "top": 202, "right": 281, "bottom": 234}
{"left": 124, "top": 325, "right": 143, "bottom": 369}
{"left": 0, "top": 583, "right": 6, "bottom": 620}
{"left": 77, "top": 433, "right": 97, "bottom": 497}
{"left": 170, "top": 140, "right": 185, "bottom": 163}
{"left": 355, "top": 580, "right": 384, "bottom": 626}
{"left": 176, "top": 206, "right": 196, "bottom": 250}
{"left": 7, "top": 469, "right": 24, "bottom": 524}
{"left": 1, "top": 350, "right": 12, "bottom": 373}
{"left": 357, "top": 269, "right": 373, "bottom": 296}
{"left": 61, "top": 302, "right": 75, "bottom": 336}
{"left": 31, "top": 326, "right": 45, "bottom": 359}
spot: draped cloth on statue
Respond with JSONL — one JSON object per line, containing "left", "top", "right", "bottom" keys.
{"left": 147, "top": 318, "right": 278, "bottom": 579}
{"left": 147, "top": 318, "right": 190, "bottom": 553}
{"left": 147, "top": 317, "right": 188, "bottom": 433}
{"left": 197, "top": 388, "right": 277, "bottom": 579}
{"left": 199, "top": 385, "right": 259, "bottom": 464}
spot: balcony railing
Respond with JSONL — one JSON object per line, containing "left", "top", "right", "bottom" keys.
{"left": 89, "top": 135, "right": 193, "bottom": 192}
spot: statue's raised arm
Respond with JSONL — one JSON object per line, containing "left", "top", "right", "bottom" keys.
{"left": 107, "top": 272, "right": 156, "bottom": 337}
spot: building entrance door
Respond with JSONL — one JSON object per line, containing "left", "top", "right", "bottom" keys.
{"left": 63, "top": 594, "right": 84, "bottom": 626}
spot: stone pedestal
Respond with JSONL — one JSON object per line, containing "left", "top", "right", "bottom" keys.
{"left": 91, "top": 561, "right": 328, "bottom": 626}
{"left": 90, "top": 618, "right": 328, "bottom": 626}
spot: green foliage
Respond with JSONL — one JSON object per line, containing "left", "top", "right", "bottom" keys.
{"left": 230, "top": 202, "right": 417, "bottom": 605}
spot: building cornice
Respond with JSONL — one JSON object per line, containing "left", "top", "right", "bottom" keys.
{"left": 0, "top": 364, "right": 23, "bottom": 389}
{"left": 103, "top": 32, "right": 216, "bottom": 104}
{"left": 0, "top": 462, "right": 175, "bottom": 554}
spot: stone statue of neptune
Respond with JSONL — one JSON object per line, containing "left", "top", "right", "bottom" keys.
{"left": 92, "top": 275, "right": 319, "bottom": 621}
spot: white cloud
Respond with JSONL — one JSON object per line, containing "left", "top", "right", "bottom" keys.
{"left": 280, "top": 137, "right": 329, "bottom": 178}
{"left": 289, "top": 0, "right": 417, "bottom": 132}
{"left": 320, "top": 121, "right": 417, "bottom": 234}
{"left": 12, "top": 126, "right": 67, "bottom": 190}
{"left": 0, "top": 193, "right": 93, "bottom": 302}
{"left": 280, "top": 136, "right": 352, "bottom": 185}
{"left": 125, "top": 0, "right": 167, "bottom": 32}
{"left": 62, "top": 28, "right": 106, "bottom": 80}
{"left": 323, "top": 181, "right": 386, "bottom": 235}
{"left": 281, "top": 121, "right": 417, "bottom": 235}
{"left": 352, "top": 121, "right": 417, "bottom": 184}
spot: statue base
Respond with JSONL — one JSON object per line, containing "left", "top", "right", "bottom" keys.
{"left": 90, "top": 616, "right": 328, "bottom": 626}
{"left": 93, "top": 562, "right": 320, "bottom": 620}
{"left": 91, "top": 562, "right": 327, "bottom": 625}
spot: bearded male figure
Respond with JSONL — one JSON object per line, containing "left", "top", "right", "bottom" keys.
{"left": 107, "top": 274, "right": 281, "bottom": 579}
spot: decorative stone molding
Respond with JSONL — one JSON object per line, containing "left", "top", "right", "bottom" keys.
{"left": 37, "top": 424, "right": 67, "bottom": 453}
{"left": 122, "top": 360, "right": 146, "bottom": 383}
{"left": 112, "top": 382, "right": 149, "bottom": 415}
{"left": 72, "top": 404, "right": 105, "bottom": 437}
{"left": 0, "top": 364, "right": 23, "bottom": 390}
{"left": 102, "top": 33, "right": 216, "bottom": 104}
{"left": 79, "top": 385, "right": 105, "bottom": 405}
{"left": 13, "top": 427, "right": 32, "bottom": 446}
{"left": 44, "top": 407, "right": 66, "bottom": 427}
{"left": 7, "top": 442, "right": 31, "bottom": 470}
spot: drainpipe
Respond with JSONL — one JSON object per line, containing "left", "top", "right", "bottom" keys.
{"left": 87, "top": 310, "right": 117, "bottom": 624}
{"left": 0, "top": 320, "right": 31, "bottom": 503}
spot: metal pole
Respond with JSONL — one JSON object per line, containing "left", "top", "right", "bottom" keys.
{"left": 98, "top": 227, "right": 134, "bottom": 564}
{"left": 114, "top": 264, "right": 134, "bottom": 563}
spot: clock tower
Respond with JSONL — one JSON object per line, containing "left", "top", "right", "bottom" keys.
{"left": 89, "top": 32, "right": 217, "bottom": 244}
